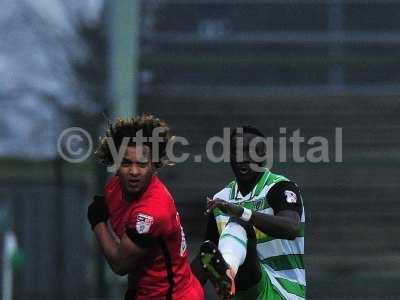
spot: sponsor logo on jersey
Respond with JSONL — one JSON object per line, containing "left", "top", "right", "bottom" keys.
{"left": 254, "top": 197, "right": 265, "bottom": 210}
{"left": 284, "top": 190, "right": 297, "bottom": 203}
{"left": 136, "top": 214, "right": 154, "bottom": 234}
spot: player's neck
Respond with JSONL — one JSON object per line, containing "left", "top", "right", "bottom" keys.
{"left": 237, "top": 182, "right": 255, "bottom": 196}
{"left": 237, "top": 173, "right": 262, "bottom": 196}
{"left": 122, "top": 176, "right": 154, "bottom": 202}
{"left": 123, "top": 190, "right": 141, "bottom": 203}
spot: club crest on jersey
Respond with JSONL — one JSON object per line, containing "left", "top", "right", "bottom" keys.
{"left": 136, "top": 214, "right": 154, "bottom": 234}
{"left": 284, "top": 190, "right": 297, "bottom": 203}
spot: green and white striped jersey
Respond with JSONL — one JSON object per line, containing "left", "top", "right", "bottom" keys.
{"left": 212, "top": 170, "right": 306, "bottom": 300}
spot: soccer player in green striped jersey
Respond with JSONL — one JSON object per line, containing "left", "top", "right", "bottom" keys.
{"left": 192, "top": 126, "right": 306, "bottom": 300}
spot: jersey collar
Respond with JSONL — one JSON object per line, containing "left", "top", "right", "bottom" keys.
{"left": 232, "top": 169, "right": 270, "bottom": 200}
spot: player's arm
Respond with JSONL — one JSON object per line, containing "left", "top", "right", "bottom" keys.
{"left": 206, "top": 181, "right": 302, "bottom": 240}
{"left": 93, "top": 224, "right": 146, "bottom": 275}
{"left": 249, "top": 209, "right": 300, "bottom": 240}
{"left": 87, "top": 195, "right": 147, "bottom": 275}
{"left": 250, "top": 181, "right": 301, "bottom": 240}
{"left": 191, "top": 214, "right": 219, "bottom": 285}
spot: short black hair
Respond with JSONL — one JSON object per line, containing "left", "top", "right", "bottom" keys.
{"left": 230, "top": 125, "right": 265, "bottom": 140}
{"left": 230, "top": 125, "right": 267, "bottom": 162}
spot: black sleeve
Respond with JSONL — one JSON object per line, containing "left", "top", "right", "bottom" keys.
{"left": 204, "top": 214, "right": 219, "bottom": 244}
{"left": 267, "top": 181, "right": 302, "bottom": 215}
{"left": 125, "top": 226, "right": 156, "bottom": 249}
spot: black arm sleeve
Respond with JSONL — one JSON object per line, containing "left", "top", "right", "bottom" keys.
{"left": 204, "top": 214, "right": 219, "bottom": 244}
{"left": 125, "top": 226, "right": 155, "bottom": 249}
{"left": 267, "top": 181, "right": 302, "bottom": 215}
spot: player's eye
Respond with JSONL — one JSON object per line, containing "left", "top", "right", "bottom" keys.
{"left": 121, "top": 160, "right": 131, "bottom": 167}
{"left": 137, "top": 161, "right": 149, "bottom": 167}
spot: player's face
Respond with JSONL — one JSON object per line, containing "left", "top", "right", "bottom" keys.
{"left": 118, "top": 145, "right": 154, "bottom": 199}
{"left": 230, "top": 133, "right": 265, "bottom": 184}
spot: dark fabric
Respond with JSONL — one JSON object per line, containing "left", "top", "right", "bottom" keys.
{"left": 124, "top": 289, "right": 137, "bottom": 300}
{"left": 267, "top": 181, "right": 302, "bottom": 215}
{"left": 87, "top": 195, "right": 109, "bottom": 230}
{"left": 204, "top": 214, "right": 220, "bottom": 244}
{"left": 125, "top": 226, "right": 156, "bottom": 248}
{"left": 158, "top": 238, "right": 174, "bottom": 300}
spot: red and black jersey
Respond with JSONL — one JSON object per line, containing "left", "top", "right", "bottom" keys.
{"left": 105, "top": 175, "right": 203, "bottom": 300}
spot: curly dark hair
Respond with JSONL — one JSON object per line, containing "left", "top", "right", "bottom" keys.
{"left": 95, "top": 113, "right": 172, "bottom": 168}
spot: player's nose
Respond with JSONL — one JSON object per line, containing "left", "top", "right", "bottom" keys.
{"left": 128, "top": 165, "right": 140, "bottom": 176}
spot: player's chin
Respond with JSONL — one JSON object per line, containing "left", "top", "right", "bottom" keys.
{"left": 127, "top": 185, "right": 143, "bottom": 195}
{"left": 238, "top": 172, "right": 260, "bottom": 185}
{"left": 235, "top": 170, "right": 253, "bottom": 181}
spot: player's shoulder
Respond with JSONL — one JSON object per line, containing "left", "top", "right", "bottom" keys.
{"left": 146, "top": 176, "right": 172, "bottom": 199}
{"left": 267, "top": 171, "right": 300, "bottom": 192}
{"left": 125, "top": 200, "right": 174, "bottom": 237}
{"left": 267, "top": 171, "right": 290, "bottom": 185}
{"left": 144, "top": 176, "right": 174, "bottom": 208}
{"left": 270, "top": 180, "right": 300, "bottom": 194}
{"left": 212, "top": 180, "right": 235, "bottom": 201}
{"left": 266, "top": 171, "right": 296, "bottom": 189}
{"left": 134, "top": 176, "right": 175, "bottom": 219}
{"left": 267, "top": 174, "right": 303, "bottom": 207}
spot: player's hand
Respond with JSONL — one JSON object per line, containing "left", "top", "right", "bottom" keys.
{"left": 87, "top": 195, "right": 109, "bottom": 230}
{"left": 214, "top": 268, "right": 236, "bottom": 300}
{"left": 206, "top": 197, "right": 243, "bottom": 218}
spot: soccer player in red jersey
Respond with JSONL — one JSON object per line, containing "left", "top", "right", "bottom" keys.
{"left": 87, "top": 114, "right": 204, "bottom": 300}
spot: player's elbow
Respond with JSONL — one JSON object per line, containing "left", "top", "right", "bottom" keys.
{"left": 286, "top": 222, "right": 300, "bottom": 240}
